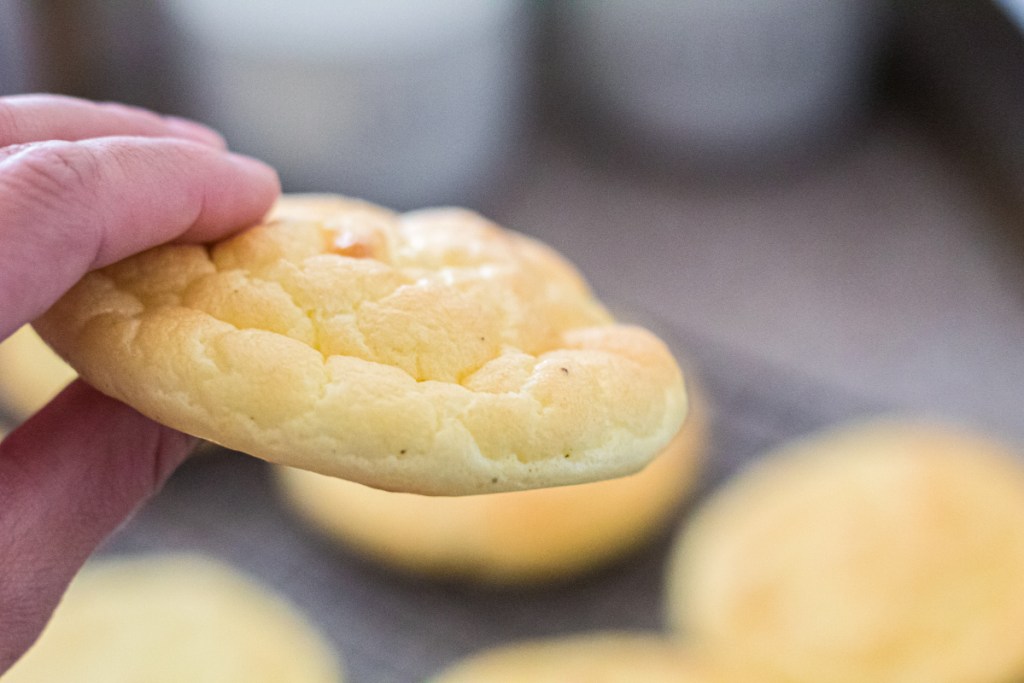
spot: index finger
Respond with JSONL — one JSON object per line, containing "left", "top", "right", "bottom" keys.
{"left": 0, "top": 136, "right": 279, "bottom": 339}
{"left": 0, "top": 94, "right": 225, "bottom": 148}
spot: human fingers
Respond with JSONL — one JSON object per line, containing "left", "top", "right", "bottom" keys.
{"left": 0, "top": 136, "right": 279, "bottom": 339}
{"left": 0, "top": 93, "right": 224, "bottom": 147}
{"left": 0, "top": 380, "right": 195, "bottom": 672}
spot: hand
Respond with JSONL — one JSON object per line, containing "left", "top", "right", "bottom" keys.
{"left": 0, "top": 94, "right": 280, "bottom": 671}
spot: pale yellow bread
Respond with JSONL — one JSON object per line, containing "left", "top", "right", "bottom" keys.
{"left": 4, "top": 554, "right": 343, "bottom": 683}
{"left": 35, "top": 194, "right": 686, "bottom": 495}
{"left": 666, "top": 419, "right": 1024, "bottom": 683}
{"left": 0, "top": 325, "right": 77, "bottom": 421}
{"left": 277, "top": 383, "right": 707, "bottom": 584}
{"left": 431, "top": 632, "right": 725, "bottom": 683}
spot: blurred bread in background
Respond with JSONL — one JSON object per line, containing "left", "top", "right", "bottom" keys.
{"left": 276, "top": 381, "right": 708, "bottom": 585}
{"left": 666, "top": 419, "right": 1024, "bottom": 683}
{"left": 3, "top": 554, "right": 343, "bottom": 683}
{"left": 431, "top": 631, "right": 725, "bottom": 683}
{"left": 0, "top": 325, "right": 76, "bottom": 423}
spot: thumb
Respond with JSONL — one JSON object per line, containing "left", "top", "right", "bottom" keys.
{"left": 0, "top": 380, "right": 194, "bottom": 671}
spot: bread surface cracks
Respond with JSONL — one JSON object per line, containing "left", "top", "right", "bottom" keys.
{"left": 91, "top": 213, "right": 660, "bottom": 452}
{"left": 101, "top": 216, "right": 603, "bottom": 385}
{"left": 37, "top": 197, "right": 687, "bottom": 493}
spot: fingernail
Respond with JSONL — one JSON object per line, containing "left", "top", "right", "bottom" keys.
{"left": 228, "top": 152, "right": 281, "bottom": 189}
{"left": 163, "top": 116, "right": 228, "bottom": 149}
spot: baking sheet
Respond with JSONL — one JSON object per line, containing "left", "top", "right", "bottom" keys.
{"left": 92, "top": 322, "right": 886, "bottom": 683}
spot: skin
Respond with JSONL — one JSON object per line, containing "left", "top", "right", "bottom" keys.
{"left": 0, "top": 94, "right": 280, "bottom": 672}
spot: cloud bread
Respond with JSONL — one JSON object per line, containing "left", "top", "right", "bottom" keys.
{"left": 4, "top": 554, "right": 343, "bottom": 683}
{"left": 666, "top": 420, "right": 1024, "bottom": 683}
{"left": 0, "top": 325, "right": 77, "bottom": 421}
{"left": 34, "top": 194, "right": 686, "bottom": 495}
{"left": 431, "top": 632, "right": 725, "bottom": 683}
{"left": 276, "top": 381, "right": 707, "bottom": 584}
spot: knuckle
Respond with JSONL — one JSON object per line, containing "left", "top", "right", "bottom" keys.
{"left": 0, "top": 141, "right": 103, "bottom": 207}
{"left": 0, "top": 141, "right": 107, "bottom": 259}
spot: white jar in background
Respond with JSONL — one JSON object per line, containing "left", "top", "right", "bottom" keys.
{"left": 554, "top": 0, "right": 891, "bottom": 169}
{"left": 164, "top": 0, "right": 529, "bottom": 209}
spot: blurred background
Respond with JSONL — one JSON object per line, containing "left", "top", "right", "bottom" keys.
{"left": 2, "top": 2, "right": 1024, "bottom": 680}
{"left": 2, "top": 0, "right": 1020, "bottom": 443}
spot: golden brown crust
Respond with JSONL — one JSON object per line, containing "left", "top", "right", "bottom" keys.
{"left": 35, "top": 194, "right": 686, "bottom": 494}
{"left": 666, "top": 420, "right": 1024, "bottom": 683}
{"left": 276, "top": 381, "right": 707, "bottom": 584}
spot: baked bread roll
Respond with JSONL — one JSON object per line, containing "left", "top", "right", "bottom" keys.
{"left": 666, "top": 420, "right": 1024, "bottom": 683}
{"left": 0, "top": 325, "right": 77, "bottom": 421}
{"left": 431, "top": 632, "right": 723, "bottom": 682}
{"left": 276, "top": 382, "right": 707, "bottom": 584}
{"left": 34, "top": 194, "right": 687, "bottom": 495}
{"left": 4, "top": 554, "right": 343, "bottom": 683}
